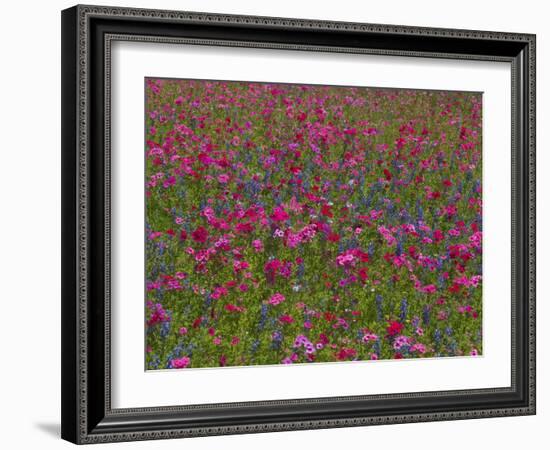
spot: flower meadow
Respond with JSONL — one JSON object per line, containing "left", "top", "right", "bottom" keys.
{"left": 145, "top": 78, "right": 483, "bottom": 370}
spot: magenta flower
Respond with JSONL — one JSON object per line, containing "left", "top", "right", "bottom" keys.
{"left": 170, "top": 356, "right": 190, "bottom": 369}
{"left": 271, "top": 206, "right": 290, "bottom": 222}
{"left": 252, "top": 239, "right": 264, "bottom": 252}
{"left": 218, "top": 173, "right": 230, "bottom": 183}
{"left": 191, "top": 226, "right": 208, "bottom": 243}
{"left": 268, "top": 293, "right": 285, "bottom": 306}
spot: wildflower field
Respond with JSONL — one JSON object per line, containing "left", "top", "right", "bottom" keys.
{"left": 145, "top": 78, "right": 483, "bottom": 370}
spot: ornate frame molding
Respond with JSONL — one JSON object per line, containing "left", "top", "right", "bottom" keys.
{"left": 62, "top": 4, "right": 536, "bottom": 444}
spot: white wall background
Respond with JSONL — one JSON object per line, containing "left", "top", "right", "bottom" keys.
{"left": 0, "top": 0, "right": 546, "bottom": 448}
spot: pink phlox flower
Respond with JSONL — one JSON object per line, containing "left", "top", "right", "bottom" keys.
{"left": 271, "top": 206, "right": 290, "bottom": 222}
{"left": 268, "top": 293, "right": 286, "bottom": 306}
{"left": 469, "top": 231, "right": 483, "bottom": 248}
{"left": 393, "top": 335, "right": 412, "bottom": 350}
{"left": 170, "top": 356, "right": 190, "bottom": 369}
{"left": 252, "top": 239, "right": 264, "bottom": 252}
{"left": 378, "top": 225, "right": 396, "bottom": 245}
{"left": 362, "top": 332, "right": 378, "bottom": 343}
{"left": 410, "top": 343, "right": 426, "bottom": 353}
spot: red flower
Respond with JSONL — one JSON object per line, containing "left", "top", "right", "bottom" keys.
{"left": 271, "top": 206, "right": 290, "bottom": 222}
{"left": 179, "top": 230, "right": 187, "bottom": 241}
{"left": 289, "top": 165, "right": 302, "bottom": 175}
{"left": 191, "top": 226, "right": 208, "bottom": 243}
{"left": 337, "top": 348, "right": 357, "bottom": 361}
{"left": 279, "top": 314, "right": 294, "bottom": 324}
{"left": 395, "top": 138, "right": 406, "bottom": 150}
{"left": 318, "top": 333, "right": 329, "bottom": 345}
{"left": 327, "top": 232, "right": 340, "bottom": 242}
{"left": 321, "top": 204, "right": 334, "bottom": 218}
{"left": 356, "top": 249, "right": 369, "bottom": 262}
{"left": 386, "top": 320, "right": 404, "bottom": 337}
{"left": 225, "top": 304, "right": 244, "bottom": 313}
{"left": 448, "top": 283, "right": 461, "bottom": 293}
{"left": 383, "top": 168, "right": 392, "bottom": 181}
{"left": 235, "top": 222, "right": 254, "bottom": 233}
{"left": 264, "top": 259, "right": 282, "bottom": 283}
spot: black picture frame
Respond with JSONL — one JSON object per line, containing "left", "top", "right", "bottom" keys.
{"left": 61, "top": 4, "right": 536, "bottom": 444}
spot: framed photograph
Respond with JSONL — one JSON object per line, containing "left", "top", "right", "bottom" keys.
{"left": 61, "top": 4, "right": 536, "bottom": 444}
